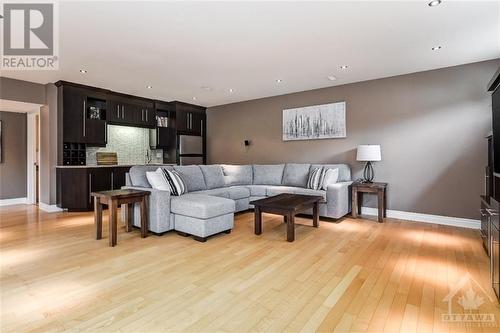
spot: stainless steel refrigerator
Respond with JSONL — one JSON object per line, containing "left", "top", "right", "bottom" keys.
{"left": 178, "top": 135, "right": 204, "bottom": 165}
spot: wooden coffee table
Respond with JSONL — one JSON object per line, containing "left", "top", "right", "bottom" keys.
{"left": 250, "top": 193, "right": 323, "bottom": 242}
{"left": 91, "top": 189, "right": 150, "bottom": 247}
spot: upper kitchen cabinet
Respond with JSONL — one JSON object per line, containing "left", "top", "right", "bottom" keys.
{"left": 57, "top": 82, "right": 108, "bottom": 146}
{"left": 107, "top": 93, "right": 155, "bottom": 128}
{"left": 174, "top": 102, "right": 206, "bottom": 136}
{"left": 150, "top": 101, "right": 177, "bottom": 149}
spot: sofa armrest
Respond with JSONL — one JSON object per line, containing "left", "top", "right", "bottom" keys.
{"left": 325, "top": 181, "right": 353, "bottom": 219}
{"left": 121, "top": 186, "right": 173, "bottom": 233}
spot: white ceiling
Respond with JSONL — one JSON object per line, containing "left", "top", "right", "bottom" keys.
{"left": 1, "top": 1, "right": 499, "bottom": 107}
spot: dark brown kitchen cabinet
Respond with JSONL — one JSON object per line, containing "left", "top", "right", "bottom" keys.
{"left": 136, "top": 106, "right": 155, "bottom": 127}
{"left": 57, "top": 168, "right": 88, "bottom": 211}
{"left": 190, "top": 111, "right": 205, "bottom": 136}
{"left": 107, "top": 94, "right": 155, "bottom": 128}
{"left": 174, "top": 102, "right": 205, "bottom": 136}
{"left": 112, "top": 167, "right": 129, "bottom": 190}
{"left": 150, "top": 127, "right": 176, "bottom": 149}
{"left": 61, "top": 85, "right": 85, "bottom": 143}
{"left": 57, "top": 166, "right": 131, "bottom": 211}
{"left": 59, "top": 84, "right": 108, "bottom": 146}
{"left": 85, "top": 119, "right": 107, "bottom": 146}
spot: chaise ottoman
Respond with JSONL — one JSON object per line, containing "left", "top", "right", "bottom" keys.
{"left": 170, "top": 194, "right": 235, "bottom": 242}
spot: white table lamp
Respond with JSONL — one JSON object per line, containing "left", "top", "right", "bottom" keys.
{"left": 356, "top": 145, "right": 382, "bottom": 182}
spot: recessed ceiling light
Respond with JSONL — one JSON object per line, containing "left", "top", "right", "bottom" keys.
{"left": 340, "top": 65, "right": 348, "bottom": 70}
{"left": 146, "top": 85, "right": 152, "bottom": 89}
{"left": 276, "top": 79, "right": 282, "bottom": 83}
{"left": 192, "top": 97, "right": 197, "bottom": 101}
{"left": 229, "top": 88, "right": 234, "bottom": 94}
{"left": 201, "top": 86, "right": 212, "bottom": 91}
{"left": 79, "top": 69, "right": 87, "bottom": 74}
{"left": 432, "top": 46, "right": 442, "bottom": 51}
{"left": 428, "top": 0, "right": 441, "bottom": 7}
{"left": 327, "top": 75, "right": 337, "bottom": 81}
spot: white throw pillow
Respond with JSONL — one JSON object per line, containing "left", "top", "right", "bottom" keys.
{"left": 322, "top": 168, "right": 339, "bottom": 190}
{"left": 146, "top": 168, "right": 170, "bottom": 191}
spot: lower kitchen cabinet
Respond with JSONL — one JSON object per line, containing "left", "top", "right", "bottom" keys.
{"left": 57, "top": 166, "right": 131, "bottom": 211}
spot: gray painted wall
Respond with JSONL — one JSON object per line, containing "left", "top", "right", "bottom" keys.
{"left": 0, "top": 77, "right": 46, "bottom": 104}
{"left": 0, "top": 111, "right": 27, "bottom": 199}
{"left": 207, "top": 59, "right": 500, "bottom": 220}
{"left": 39, "top": 84, "right": 58, "bottom": 205}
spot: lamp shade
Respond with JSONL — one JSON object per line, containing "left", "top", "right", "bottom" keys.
{"left": 356, "top": 145, "right": 381, "bottom": 162}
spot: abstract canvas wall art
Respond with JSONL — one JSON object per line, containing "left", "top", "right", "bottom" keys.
{"left": 282, "top": 101, "right": 346, "bottom": 141}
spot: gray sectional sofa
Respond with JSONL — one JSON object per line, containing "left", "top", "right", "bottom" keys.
{"left": 123, "top": 163, "right": 352, "bottom": 241}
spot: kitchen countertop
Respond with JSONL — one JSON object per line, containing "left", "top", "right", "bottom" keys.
{"left": 56, "top": 164, "right": 174, "bottom": 168}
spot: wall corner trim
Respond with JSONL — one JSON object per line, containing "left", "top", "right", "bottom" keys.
{"left": 38, "top": 203, "right": 65, "bottom": 213}
{"left": 0, "top": 197, "right": 28, "bottom": 206}
{"left": 361, "top": 207, "right": 480, "bottom": 229}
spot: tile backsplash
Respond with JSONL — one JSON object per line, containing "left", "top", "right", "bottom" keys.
{"left": 86, "top": 125, "right": 163, "bottom": 165}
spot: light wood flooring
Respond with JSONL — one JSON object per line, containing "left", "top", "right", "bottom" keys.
{"left": 1, "top": 204, "right": 499, "bottom": 332}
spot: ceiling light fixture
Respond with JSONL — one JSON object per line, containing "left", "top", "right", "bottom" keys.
{"left": 192, "top": 97, "right": 197, "bottom": 101}
{"left": 428, "top": 0, "right": 442, "bottom": 7}
{"left": 79, "top": 69, "right": 87, "bottom": 74}
{"left": 276, "top": 79, "right": 282, "bottom": 83}
{"left": 327, "top": 75, "right": 337, "bottom": 81}
{"left": 146, "top": 85, "right": 152, "bottom": 89}
{"left": 432, "top": 46, "right": 442, "bottom": 51}
{"left": 229, "top": 88, "right": 234, "bottom": 93}
{"left": 340, "top": 65, "right": 348, "bottom": 70}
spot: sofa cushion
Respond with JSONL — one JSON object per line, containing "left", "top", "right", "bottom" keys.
{"left": 129, "top": 165, "right": 173, "bottom": 188}
{"left": 221, "top": 165, "right": 253, "bottom": 186}
{"left": 310, "top": 164, "right": 351, "bottom": 182}
{"left": 253, "top": 164, "right": 285, "bottom": 185}
{"left": 190, "top": 188, "right": 230, "bottom": 199}
{"left": 245, "top": 185, "right": 268, "bottom": 196}
{"left": 293, "top": 188, "right": 327, "bottom": 201}
{"left": 173, "top": 165, "right": 207, "bottom": 192}
{"left": 266, "top": 186, "right": 298, "bottom": 197}
{"left": 282, "top": 163, "right": 311, "bottom": 187}
{"left": 171, "top": 194, "right": 235, "bottom": 219}
{"left": 199, "top": 165, "right": 225, "bottom": 189}
{"left": 227, "top": 186, "right": 251, "bottom": 200}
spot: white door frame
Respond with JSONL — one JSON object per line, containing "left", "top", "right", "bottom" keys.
{"left": 26, "top": 111, "right": 40, "bottom": 204}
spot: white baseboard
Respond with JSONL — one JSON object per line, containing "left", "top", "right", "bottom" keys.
{"left": 0, "top": 197, "right": 28, "bottom": 206}
{"left": 39, "top": 202, "right": 65, "bottom": 213}
{"left": 360, "top": 207, "right": 480, "bottom": 229}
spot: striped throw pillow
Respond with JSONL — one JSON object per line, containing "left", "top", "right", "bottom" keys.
{"left": 307, "top": 167, "right": 326, "bottom": 190}
{"left": 162, "top": 169, "right": 187, "bottom": 196}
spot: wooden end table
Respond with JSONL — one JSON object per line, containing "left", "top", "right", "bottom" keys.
{"left": 91, "top": 189, "right": 150, "bottom": 247}
{"left": 351, "top": 182, "right": 387, "bottom": 222}
{"left": 250, "top": 193, "right": 323, "bottom": 242}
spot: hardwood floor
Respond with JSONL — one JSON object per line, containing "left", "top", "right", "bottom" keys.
{"left": 1, "top": 205, "right": 499, "bottom": 332}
